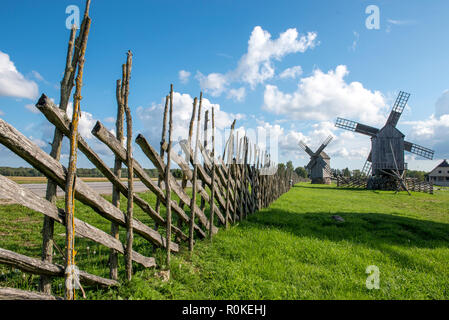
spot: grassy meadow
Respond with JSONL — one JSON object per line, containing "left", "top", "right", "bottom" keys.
{"left": 0, "top": 182, "right": 448, "bottom": 299}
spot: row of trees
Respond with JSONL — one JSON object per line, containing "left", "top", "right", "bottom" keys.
{"left": 0, "top": 165, "right": 427, "bottom": 181}
{"left": 331, "top": 168, "right": 428, "bottom": 180}
{"left": 0, "top": 166, "right": 181, "bottom": 179}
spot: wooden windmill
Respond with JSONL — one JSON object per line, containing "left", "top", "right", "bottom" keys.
{"left": 298, "top": 135, "right": 333, "bottom": 184}
{"left": 335, "top": 91, "right": 434, "bottom": 190}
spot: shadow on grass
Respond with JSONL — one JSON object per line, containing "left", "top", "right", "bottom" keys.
{"left": 242, "top": 209, "right": 449, "bottom": 249}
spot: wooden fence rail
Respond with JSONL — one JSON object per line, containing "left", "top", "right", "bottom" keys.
{"left": 0, "top": 0, "right": 299, "bottom": 300}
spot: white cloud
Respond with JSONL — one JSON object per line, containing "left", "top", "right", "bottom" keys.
{"left": 25, "top": 103, "right": 39, "bottom": 114}
{"left": 104, "top": 117, "right": 115, "bottom": 123}
{"left": 234, "top": 26, "right": 317, "bottom": 88}
{"left": 197, "top": 26, "right": 317, "bottom": 99}
{"left": 137, "top": 91, "right": 245, "bottom": 154}
{"left": 31, "top": 70, "right": 45, "bottom": 82}
{"left": 195, "top": 72, "right": 228, "bottom": 97}
{"left": 179, "top": 70, "right": 191, "bottom": 84}
{"left": 0, "top": 110, "right": 4, "bottom": 116}
{"left": 227, "top": 87, "right": 246, "bottom": 102}
{"left": 0, "top": 51, "right": 38, "bottom": 100}
{"left": 435, "top": 89, "right": 449, "bottom": 117}
{"left": 402, "top": 90, "right": 449, "bottom": 158}
{"left": 404, "top": 114, "right": 449, "bottom": 158}
{"left": 66, "top": 102, "right": 97, "bottom": 140}
{"left": 387, "top": 19, "right": 416, "bottom": 26}
{"left": 279, "top": 66, "right": 303, "bottom": 79}
{"left": 263, "top": 65, "right": 387, "bottom": 125}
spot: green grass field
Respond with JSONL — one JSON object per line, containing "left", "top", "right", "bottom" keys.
{"left": 1, "top": 183, "right": 448, "bottom": 299}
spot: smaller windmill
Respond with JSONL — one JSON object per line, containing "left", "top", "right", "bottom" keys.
{"left": 299, "top": 135, "right": 334, "bottom": 184}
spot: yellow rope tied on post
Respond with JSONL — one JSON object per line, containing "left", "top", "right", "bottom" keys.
{"left": 65, "top": 13, "right": 91, "bottom": 299}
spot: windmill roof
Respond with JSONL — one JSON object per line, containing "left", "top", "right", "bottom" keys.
{"left": 378, "top": 123, "right": 405, "bottom": 137}
{"left": 437, "top": 159, "right": 449, "bottom": 167}
{"left": 428, "top": 159, "right": 449, "bottom": 174}
{"left": 320, "top": 151, "right": 330, "bottom": 159}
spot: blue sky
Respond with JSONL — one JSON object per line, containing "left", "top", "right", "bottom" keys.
{"left": 1, "top": 0, "right": 449, "bottom": 171}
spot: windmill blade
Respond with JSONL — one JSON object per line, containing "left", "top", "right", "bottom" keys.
{"left": 316, "top": 157, "right": 328, "bottom": 169}
{"left": 335, "top": 118, "right": 379, "bottom": 137}
{"left": 361, "top": 150, "right": 373, "bottom": 176}
{"left": 386, "top": 91, "right": 410, "bottom": 127}
{"left": 305, "top": 159, "right": 313, "bottom": 171}
{"left": 314, "top": 135, "right": 334, "bottom": 156}
{"left": 306, "top": 155, "right": 318, "bottom": 171}
{"left": 298, "top": 140, "right": 315, "bottom": 157}
{"left": 404, "top": 141, "right": 434, "bottom": 160}
{"left": 362, "top": 160, "right": 372, "bottom": 176}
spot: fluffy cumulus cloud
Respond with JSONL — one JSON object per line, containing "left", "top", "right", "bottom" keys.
{"left": 279, "top": 66, "right": 303, "bottom": 79}
{"left": 263, "top": 65, "right": 388, "bottom": 125}
{"left": 195, "top": 72, "right": 228, "bottom": 97}
{"left": 0, "top": 51, "right": 38, "bottom": 100}
{"left": 196, "top": 26, "right": 317, "bottom": 100}
{"left": 234, "top": 26, "right": 317, "bottom": 88}
{"left": 227, "top": 87, "right": 246, "bottom": 102}
{"left": 137, "top": 91, "right": 245, "bottom": 155}
{"left": 403, "top": 90, "right": 449, "bottom": 158}
{"left": 178, "top": 70, "right": 191, "bottom": 84}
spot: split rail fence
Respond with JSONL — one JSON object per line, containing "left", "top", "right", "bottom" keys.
{"left": 336, "top": 176, "right": 433, "bottom": 194}
{"left": 0, "top": 0, "right": 299, "bottom": 300}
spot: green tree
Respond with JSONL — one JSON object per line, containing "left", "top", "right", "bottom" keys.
{"left": 294, "top": 166, "right": 307, "bottom": 178}
{"left": 286, "top": 161, "right": 294, "bottom": 172}
{"left": 352, "top": 169, "right": 361, "bottom": 178}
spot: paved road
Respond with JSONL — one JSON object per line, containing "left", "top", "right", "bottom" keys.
{"left": 1, "top": 180, "right": 191, "bottom": 199}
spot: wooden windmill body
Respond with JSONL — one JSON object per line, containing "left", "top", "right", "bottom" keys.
{"left": 335, "top": 91, "right": 434, "bottom": 190}
{"left": 299, "top": 136, "right": 333, "bottom": 184}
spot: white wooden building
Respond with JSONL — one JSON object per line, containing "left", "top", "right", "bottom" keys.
{"left": 427, "top": 160, "right": 449, "bottom": 187}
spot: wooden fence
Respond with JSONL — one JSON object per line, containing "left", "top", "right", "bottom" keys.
{"left": 336, "top": 175, "right": 433, "bottom": 194}
{"left": 0, "top": 0, "right": 299, "bottom": 300}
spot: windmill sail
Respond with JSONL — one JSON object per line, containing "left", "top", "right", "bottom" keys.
{"left": 314, "top": 135, "right": 334, "bottom": 156}
{"left": 298, "top": 140, "right": 315, "bottom": 157}
{"left": 404, "top": 141, "right": 434, "bottom": 160}
{"left": 386, "top": 91, "right": 410, "bottom": 127}
{"left": 335, "top": 118, "right": 379, "bottom": 137}
{"left": 362, "top": 159, "right": 372, "bottom": 176}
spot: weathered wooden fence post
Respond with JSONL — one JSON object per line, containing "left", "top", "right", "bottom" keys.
{"left": 40, "top": 26, "right": 77, "bottom": 295}
{"left": 154, "top": 95, "right": 170, "bottom": 232}
{"left": 40, "top": 0, "right": 92, "bottom": 295}
{"left": 177, "top": 97, "right": 197, "bottom": 239}
{"left": 110, "top": 62, "right": 126, "bottom": 281}
{"left": 165, "top": 84, "right": 174, "bottom": 269}
{"left": 189, "top": 93, "right": 202, "bottom": 253}
{"left": 64, "top": 9, "right": 91, "bottom": 300}
{"left": 224, "top": 120, "right": 236, "bottom": 228}
{"left": 123, "top": 51, "right": 134, "bottom": 281}
{"left": 209, "top": 107, "right": 216, "bottom": 240}
{"left": 201, "top": 110, "right": 209, "bottom": 218}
